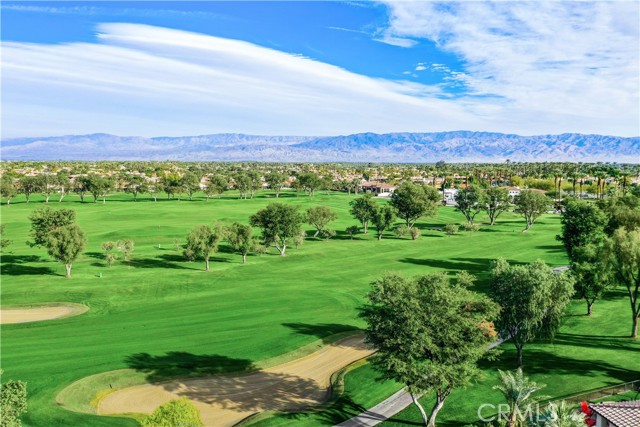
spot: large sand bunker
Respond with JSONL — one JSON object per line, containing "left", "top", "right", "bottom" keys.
{"left": 0, "top": 303, "right": 88, "bottom": 324}
{"left": 98, "top": 335, "right": 373, "bottom": 426}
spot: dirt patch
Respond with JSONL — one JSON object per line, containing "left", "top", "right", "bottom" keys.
{"left": 98, "top": 335, "right": 373, "bottom": 426}
{"left": 0, "top": 303, "right": 89, "bottom": 324}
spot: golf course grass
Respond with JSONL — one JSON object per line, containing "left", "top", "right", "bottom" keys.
{"left": 1, "top": 190, "right": 637, "bottom": 427}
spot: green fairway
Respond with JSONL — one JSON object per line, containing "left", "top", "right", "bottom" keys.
{"left": 2, "top": 190, "right": 632, "bottom": 427}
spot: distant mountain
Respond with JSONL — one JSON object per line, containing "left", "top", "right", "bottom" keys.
{"left": 1, "top": 131, "right": 638, "bottom": 162}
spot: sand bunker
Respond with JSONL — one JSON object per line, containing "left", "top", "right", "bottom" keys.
{"left": 98, "top": 335, "right": 373, "bottom": 426}
{"left": 0, "top": 303, "right": 88, "bottom": 324}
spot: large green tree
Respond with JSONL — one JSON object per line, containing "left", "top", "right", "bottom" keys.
{"left": 455, "top": 186, "right": 487, "bottom": 224}
{"left": 571, "top": 244, "right": 611, "bottom": 316}
{"left": 361, "top": 272, "right": 499, "bottom": 427}
{"left": 490, "top": 259, "right": 575, "bottom": 367}
{"left": 557, "top": 199, "right": 607, "bottom": 261}
{"left": 226, "top": 222, "right": 256, "bottom": 264}
{"left": 265, "top": 171, "right": 287, "bottom": 198}
{"left": 306, "top": 205, "right": 337, "bottom": 238}
{"left": 372, "top": 204, "right": 396, "bottom": 240}
{"left": 1, "top": 175, "right": 17, "bottom": 205}
{"left": 390, "top": 182, "right": 439, "bottom": 227}
{"left": 349, "top": 194, "right": 378, "bottom": 234}
{"left": 183, "top": 224, "right": 223, "bottom": 271}
{"left": 204, "top": 175, "right": 228, "bottom": 200}
{"left": 514, "top": 190, "right": 551, "bottom": 231}
{"left": 44, "top": 224, "right": 87, "bottom": 278}
{"left": 604, "top": 228, "right": 640, "bottom": 338}
{"left": 181, "top": 172, "right": 201, "bottom": 201}
{"left": 250, "top": 203, "right": 304, "bottom": 256}
{"left": 484, "top": 186, "right": 511, "bottom": 225}
{"left": 124, "top": 175, "right": 148, "bottom": 201}
{"left": 28, "top": 206, "right": 76, "bottom": 247}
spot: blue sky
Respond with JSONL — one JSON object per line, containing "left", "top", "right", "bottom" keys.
{"left": 2, "top": 1, "right": 639, "bottom": 138}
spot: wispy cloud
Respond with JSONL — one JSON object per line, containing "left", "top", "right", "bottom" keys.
{"left": 0, "top": 4, "right": 230, "bottom": 20}
{"left": 376, "top": 1, "right": 639, "bottom": 135}
{"left": 1, "top": 23, "right": 476, "bottom": 138}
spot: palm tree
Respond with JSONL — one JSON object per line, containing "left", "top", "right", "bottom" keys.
{"left": 544, "top": 401, "right": 584, "bottom": 427}
{"left": 493, "top": 368, "right": 546, "bottom": 427}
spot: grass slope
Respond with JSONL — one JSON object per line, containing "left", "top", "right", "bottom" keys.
{"left": 0, "top": 190, "right": 587, "bottom": 427}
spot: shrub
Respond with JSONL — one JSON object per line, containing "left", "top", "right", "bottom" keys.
{"left": 395, "top": 225, "right": 410, "bottom": 238}
{"left": 140, "top": 397, "right": 203, "bottom": 427}
{"left": 1, "top": 370, "right": 27, "bottom": 427}
{"left": 319, "top": 229, "right": 336, "bottom": 240}
{"left": 409, "top": 227, "right": 421, "bottom": 240}
{"left": 443, "top": 224, "right": 459, "bottom": 235}
{"left": 462, "top": 223, "right": 480, "bottom": 232}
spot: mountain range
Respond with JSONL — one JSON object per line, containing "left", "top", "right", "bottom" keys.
{"left": 1, "top": 131, "right": 638, "bottom": 163}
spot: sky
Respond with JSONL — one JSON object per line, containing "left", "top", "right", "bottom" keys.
{"left": 1, "top": 1, "right": 639, "bottom": 139}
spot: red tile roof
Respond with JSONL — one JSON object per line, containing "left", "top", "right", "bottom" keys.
{"left": 590, "top": 400, "right": 640, "bottom": 427}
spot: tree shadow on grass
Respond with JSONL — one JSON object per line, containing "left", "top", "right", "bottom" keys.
{"left": 398, "top": 257, "right": 492, "bottom": 274}
{"left": 483, "top": 348, "right": 638, "bottom": 385}
{"left": 283, "top": 323, "right": 362, "bottom": 343}
{"left": 0, "top": 254, "right": 59, "bottom": 276}
{"left": 126, "top": 352, "right": 255, "bottom": 382}
{"left": 272, "top": 394, "right": 369, "bottom": 425}
{"left": 126, "top": 254, "right": 196, "bottom": 270}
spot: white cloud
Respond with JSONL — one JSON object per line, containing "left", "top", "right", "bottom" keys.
{"left": 1, "top": 23, "right": 476, "bottom": 138}
{"left": 2, "top": 17, "right": 638, "bottom": 139}
{"left": 415, "top": 65, "right": 427, "bottom": 71}
{"left": 377, "top": 1, "right": 639, "bottom": 136}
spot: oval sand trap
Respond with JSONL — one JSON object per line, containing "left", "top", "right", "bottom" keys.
{"left": 1, "top": 303, "right": 88, "bottom": 324}
{"left": 98, "top": 335, "right": 373, "bottom": 426}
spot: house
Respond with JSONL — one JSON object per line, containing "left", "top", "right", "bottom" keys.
{"left": 502, "top": 186, "right": 521, "bottom": 198}
{"left": 583, "top": 400, "right": 640, "bottom": 427}
{"left": 443, "top": 188, "right": 457, "bottom": 206}
{"left": 360, "top": 181, "right": 397, "bottom": 196}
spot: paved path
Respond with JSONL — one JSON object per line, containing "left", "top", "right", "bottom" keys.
{"left": 336, "top": 338, "right": 506, "bottom": 427}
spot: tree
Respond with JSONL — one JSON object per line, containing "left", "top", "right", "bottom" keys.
{"left": 390, "top": 182, "right": 439, "bottom": 227}
{"left": 345, "top": 225, "right": 359, "bottom": 239}
{"left": 86, "top": 174, "right": 113, "bottom": 204}
{"left": 204, "top": 175, "right": 227, "bottom": 200}
{"left": 297, "top": 172, "right": 322, "bottom": 197}
{"left": 102, "top": 241, "right": 118, "bottom": 267}
{"left": 1, "top": 175, "right": 17, "bottom": 205}
{"left": 0, "top": 225, "right": 12, "bottom": 251}
{"left": 557, "top": 199, "right": 607, "bottom": 261}
{"left": 484, "top": 187, "right": 511, "bottom": 225}
{"left": 116, "top": 239, "right": 135, "bottom": 262}
{"left": 250, "top": 203, "right": 304, "bottom": 256}
{"left": 124, "top": 175, "right": 148, "bottom": 201}
{"left": 455, "top": 186, "right": 487, "bottom": 224}
{"left": 360, "top": 272, "right": 499, "bottom": 427}
{"left": 247, "top": 171, "right": 262, "bottom": 199}
{"left": 226, "top": 222, "right": 256, "bottom": 264}
{"left": 56, "top": 171, "right": 70, "bottom": 202}
{"left": 490, "top": 259, "right": 575, "bottom": 367}
{"left": 372, "top": 204, "right": 396, "bottom": 240}
{"left": 181, "top": 172, "right": 201, "bottom": 201}
{"left": 183, "top": 224, "right": 223, "bottom": 271}
{"left": 162, "top": 174, "right": 182, "bottom": 199}
{"left": 571, "top": 244, "right": 611, "bottom": 316}
{"left": 44, "top": 224, "right": 86, "bottom": 277}
{"left": 493, "top": 368, "right": 546, "bottom": 427}
{"left": 35, "top": 174, "right": 56, "bottom": 203}
{"left": 265, "top": 171, "right": 287, "bottom": 198}
{"left": 28, "top": 206, "right": 76, "bottom": 247}
{"left": 139, "top": 397, "right": 203, "bottom": 427}
{"left": 306, "top": 206, "right": 338, "bottom": 238}
{"left": 73, "top": 176, "right": 89, "bottom": 202}
{"left": 234, "top": 173, "right": 251, "bottom": 199}
{"left": 19, "top": 176, "right": 39, "bottom": 203}
{"left": 349, "top": 194, "right": 378, "bottom": 234}
{"left": 514, "top": 190, "right": 551, "bottom": 231}
{"left": 0, "top": 370, "right": 27, "bottom": 427}
{"left": 604, "top": 228, "right": 640, "bottom": 338}
{"left": 544, "top": 401, "right": 585, "bottom": 427}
